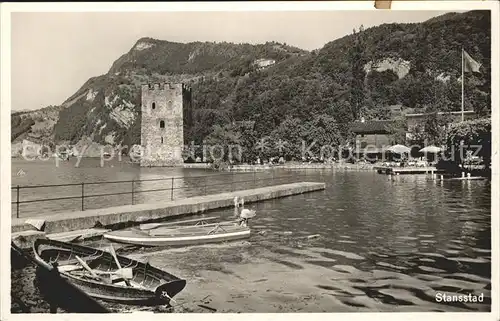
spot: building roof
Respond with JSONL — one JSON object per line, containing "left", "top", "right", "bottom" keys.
{"left": 349, "top": 120, "right": 395, "bottom": 134}
{"left": 234, "top": 120, "right": 256, "bottom": 129}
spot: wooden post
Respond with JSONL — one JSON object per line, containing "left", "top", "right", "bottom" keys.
{"left": 16, "top": 185, "right": 20, "bottom": 218}
{"left": 131, "top": 180, "right": 135, "bottom": 205}
{"left": 81, "top": 183, "right": 85, "bottom": 211}
{"left": 253, "top": 171, "right": 256, "bottom": 188}
{"left": 171, "top": 177, "right": 174, "bottom": 200}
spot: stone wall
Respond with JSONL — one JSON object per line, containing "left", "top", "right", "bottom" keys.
{"left": 140, "top": 83, "right": 184, "bottom": 166}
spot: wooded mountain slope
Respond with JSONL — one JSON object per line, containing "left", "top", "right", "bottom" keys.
{"left": 12, "top": 11, "right": 491, "bottom": 151}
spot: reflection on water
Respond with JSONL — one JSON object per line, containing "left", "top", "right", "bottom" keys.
{"left": 10, "top": 160, "right": 491, "bottom": 312}
{"left": 136, "top": 170, "right": 488, "bottom": 312}
{"left": 109, "top": 170, "right": 490, "bottom": 312}
{"left": 237, "top": 171, "right": 490, "bottom": 311}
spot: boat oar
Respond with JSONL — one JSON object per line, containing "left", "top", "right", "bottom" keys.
{"left": 75, "top": 255, "right": 101, "bottom": 279}
{"left": 109, "top": 244, "right": 132, "bottom": 286}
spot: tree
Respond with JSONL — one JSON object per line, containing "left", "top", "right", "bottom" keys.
{"left": 348, "top": 25, "right": 367, "bottom": 121}
{"left": 406, "top": 123, "right": 427, "bottom": 158}
{"left": 236, "top": 122, "right": 258, "bottom": 164}
{"left": 11, "top": 115, "right": 35, "bottom": 142}
{"left": 366, "top": 70, "right": 399, "bottom": 107}
{"left": 204, "top": 124, "right": 242, "bottom": 163}
{"left": 445, "top": 118, "right": 491, "bottom": 170}
{"left": 422, "top": 105, "right": 451, "bottom": 146}
{"left": 423, "top": 111, "right": 440, "bottom": 145}
{"left": 410, "top": 26, "right": 429, "bottom": 75}
{"left": 385, "top": 115, "right": 408, "bottom": 145}
{"left": 268, "top": 117, "right": 305, "bottom": 161}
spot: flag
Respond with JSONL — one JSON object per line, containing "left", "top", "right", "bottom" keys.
{"left": 463, "top": 50, "right": 481, "bottom": 73}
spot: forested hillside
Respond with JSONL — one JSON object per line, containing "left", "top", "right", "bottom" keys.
{"left": 12, "top": 10, "right": 491, "bottom": 161}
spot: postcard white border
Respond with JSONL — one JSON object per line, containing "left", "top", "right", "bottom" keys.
{"left": 1, "top": 1, "right": 498, "bottom": 321}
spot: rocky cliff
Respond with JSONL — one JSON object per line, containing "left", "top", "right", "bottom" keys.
{"left": 11, "top": 10, "right": 491, "bottom": 150}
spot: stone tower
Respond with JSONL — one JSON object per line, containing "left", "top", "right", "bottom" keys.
{"left": 140, "top": 83, "right": 190, "bottom": 167}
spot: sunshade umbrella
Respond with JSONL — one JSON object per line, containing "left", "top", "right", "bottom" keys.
{"left": 419, "top": 145, "right": 442, "bottom": 153}
{"left": 387, "top": 144, "right": 411, "bottom": 154}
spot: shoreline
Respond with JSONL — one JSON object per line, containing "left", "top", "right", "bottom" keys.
{"left": 11, "top": 157, "right": 490, "bottom": 177}
{"left": 11, "top": 157, "right": 375, "bottom": 171}
{"left": 228, "top": 163, "right": 375, "bottom": 171}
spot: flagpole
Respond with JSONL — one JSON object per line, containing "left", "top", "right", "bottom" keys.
{"left": 461, "top": 48, "right": 464, "bottom": 122}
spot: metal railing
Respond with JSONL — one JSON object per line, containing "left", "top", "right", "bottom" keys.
{"left": 11, "top": 171, "right": 309, "bottom": 218}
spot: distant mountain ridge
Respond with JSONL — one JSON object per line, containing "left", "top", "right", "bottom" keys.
{"left": 11, "top": 10, "right": 491, "bottom": 153}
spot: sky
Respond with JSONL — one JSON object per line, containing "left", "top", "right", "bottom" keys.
{"left": 11, "top": 10, "right": 455, "bottom": 111}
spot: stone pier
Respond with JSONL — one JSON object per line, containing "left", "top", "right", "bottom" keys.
{"left": 11, "top": 182, "right": 325, "bottom": 248}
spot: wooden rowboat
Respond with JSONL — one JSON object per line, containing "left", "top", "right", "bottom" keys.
{"left": 104, "top": 221, "right": 251, "bottom": 247}
{"left": 12, "top": 241, "right": 111, "bottom": 313}
{"left": 33, "top": 238, "right": 186, "bottom": 305}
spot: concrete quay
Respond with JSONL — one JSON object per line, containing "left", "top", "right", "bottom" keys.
{"left": 11, "top": 182, "right": 325, "bottom": 248}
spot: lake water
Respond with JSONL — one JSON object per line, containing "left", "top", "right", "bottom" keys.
{"left": 10, "top": 158, "right": 491, "bottom": 312}
{"left": 11, "top": 158, "right": 306, "bottom": 217}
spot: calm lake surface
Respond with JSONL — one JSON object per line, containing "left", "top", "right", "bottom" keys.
{"left": 10, "top": 158, "right": 491, "bottom": 312}
{"left": 12, "top": 158, "right": 298, "bottom": 217}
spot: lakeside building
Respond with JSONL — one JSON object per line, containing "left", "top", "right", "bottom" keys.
{"left": 350, "top": 119, "right": 394, "bottom": 160}
{"left": 405, "top": 110, "right": 476, "bottom": 131}
{"left": 350, "top": 109, "right": 479, "bottom": 160}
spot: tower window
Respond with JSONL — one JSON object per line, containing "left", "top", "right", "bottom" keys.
{"left": 160, "top": 120, "right": 165, "bottom": 128}
{"left": 161, "top": 137, "right": 164, "bottom": 144}
{"left": 152, "top": 102, "right": 156, "bottom": 109}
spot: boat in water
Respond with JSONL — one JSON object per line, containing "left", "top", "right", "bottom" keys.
{"left": 104, "top": 221, "right": 251, "bottom": 247}
{"left": 11, "top": 241, "right": 110, "bottom": 313}
{"left": 33, "top": 238, "right": 186, "bottom": 305}
{"left": 104, "top": 212, "right": 256, "bottom": 247}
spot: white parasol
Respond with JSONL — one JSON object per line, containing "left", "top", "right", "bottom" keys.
{"left": 386, "top": 144, "right": 411, "bottom": 154}
{"left": 419, "top": 145, "right": 443, "bottom": 153}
